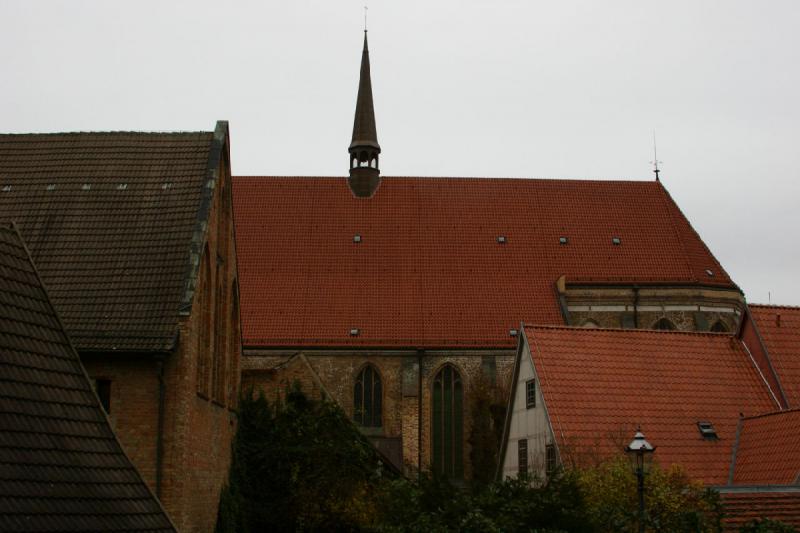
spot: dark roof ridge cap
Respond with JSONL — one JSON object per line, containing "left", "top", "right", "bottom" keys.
{"left": 522, "top": 323, "right": 741, "bottom": 339}
{"left": 0, "top": 129, "right": 213, "bottom": 136}
{"left": 741, "top": 408, "right": 800, "bottom": 422}
{"left": 178, "top": 120, "right": 229, "bottom": 318}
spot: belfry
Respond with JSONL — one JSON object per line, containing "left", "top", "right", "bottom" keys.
{"left": 348, "top": 31, "right": 381, "bottom": 197}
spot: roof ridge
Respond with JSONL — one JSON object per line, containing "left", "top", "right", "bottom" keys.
{"left": 523, "top": 323, "right": 738, "bottom": 338}
{"left": 742, "top": 408, "right": 800, "bottom": 421}
{"left": 233, "top": 175, "right": 658, "bottom": 183}
{"left": 750, "top": 303, "right": 800, "bottom": 311}
{"left": 0, "top": 130, "right": 213, "bottom": 136}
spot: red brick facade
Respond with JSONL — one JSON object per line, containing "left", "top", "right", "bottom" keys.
{"left": 82, "top": 141, "right": 240, "bottom": 533}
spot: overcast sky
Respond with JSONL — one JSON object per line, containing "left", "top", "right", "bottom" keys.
{"left": 2, "top": 1, "right": 798, "bottom": 305}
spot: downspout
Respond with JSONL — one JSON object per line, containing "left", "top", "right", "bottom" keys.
{"left": 417, "top": 349, "right": 423, "bottom": 479}
{"left": 156, "top": 357, "right": 166, "bottom": 498}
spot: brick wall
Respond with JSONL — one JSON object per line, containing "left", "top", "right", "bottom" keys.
{"left": 83, "top": 148, "right": 241, "bottom": 533}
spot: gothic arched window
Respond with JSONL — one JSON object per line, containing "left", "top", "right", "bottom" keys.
{"left": 653, "top": 317, "right": 676, "bottom": 331}
{"left": 710, "top": 320, "right": 729, "bottom": 333}
{"left": 354, "top": 365, "right": 382, "bottom": 427}
{"left": 432, "top": 364, "right": 464, "bottom": 479}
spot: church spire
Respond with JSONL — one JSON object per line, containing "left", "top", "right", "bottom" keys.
{"left": 348, "top": 31, "right": 381, "bottom": 198}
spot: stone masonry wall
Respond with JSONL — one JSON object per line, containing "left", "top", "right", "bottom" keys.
{"left": 243, "top": 350, "right": 515, "bottom": 478}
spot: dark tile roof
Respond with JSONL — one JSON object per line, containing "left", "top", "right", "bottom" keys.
{"left": 0, "top": 127, "right": 226, "bottom": 351}
{"left": 233, "top": 176, "right": 736, "bottom": 348}
{"left": 522, "top": 326, "right": 776, "bottom": 485}
{"left": 0, "top": 222, "right": 175, "bottom": 532}
{"left": 731, "top": 409, "right": 800, "bottom": 485}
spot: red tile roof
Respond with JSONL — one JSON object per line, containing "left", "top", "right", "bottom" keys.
{"left": 720, "top": 490, "right": 800, "bottom": 531}
{"left": 232, "top": 177, "right": 735, "bottom": 348}
{"left": 732, "top": 409, "right": 800, "bottom": 485}
{"left": 524, "top": 326, "right": 777, "bottom": 485}
{"left": 750, "top": 305, "right": 800, "bottom": 407}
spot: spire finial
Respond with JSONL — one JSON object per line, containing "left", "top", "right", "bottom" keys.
{"left": 364, "top": 5, "right": 368, "bottom": 32}
{"left": 651, "top": 131, "right": 662, "bottom": 181}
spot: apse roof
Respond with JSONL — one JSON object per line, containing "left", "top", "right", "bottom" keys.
{"left": 0, "top": 222, "right": 175, "bottom": 531}
{"left": 0, "top": 124, "right": 227, "bottom": 351}
{"left": 233, "top": 176, "right": 736, "bottom": 348}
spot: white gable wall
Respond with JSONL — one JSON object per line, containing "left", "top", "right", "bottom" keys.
{"left": 501, "top": 333, "right": 554, "bottom": 480}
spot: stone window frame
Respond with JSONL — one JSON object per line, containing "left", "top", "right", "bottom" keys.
{"left": 652, "top": 317, "right": 676, "bottom": 331}
{"left": 353, "top": 363, "right": 383, "bottom": 428}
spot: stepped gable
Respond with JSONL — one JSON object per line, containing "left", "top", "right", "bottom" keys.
{"left": 0, "top": 126, "right": 226, "bottom": 351}
{"left": 0, "top": 222, "right": 175, "bottom": 532}
{"left": 750, "top": 304, "right": 800, "bottom": 406}
{"left": 233, "top": 176, "right": 735, "bottom": 349}
{"left": 730, "top": 409, "right": 800, "bottom": 485}
{"left": 523, "top": 326, "right": 776, "bottom": 484}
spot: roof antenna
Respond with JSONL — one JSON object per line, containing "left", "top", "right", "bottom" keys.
{"left": 651, "top": 131, "right": 662, "bottom": 182}
{"left": 364, "top": 5, "right": 368, "bottom": 32}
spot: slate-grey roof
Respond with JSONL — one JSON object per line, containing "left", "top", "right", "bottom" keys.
{"left": 0, "top": 125, "right": 226, "bottom": 351}
{"left": 0, "top": 222, "right": 175, "bottom": 532}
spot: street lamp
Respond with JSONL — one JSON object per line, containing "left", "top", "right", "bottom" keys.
{"left": 625, "top": 427, "right": 655, "bottom": 533}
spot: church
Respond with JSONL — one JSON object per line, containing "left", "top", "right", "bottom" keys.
{"left": 233, "top": 31, "right": 750, "bottom": 479}
{"left": 1, "top": 28, "right": 798, "bottom": 531}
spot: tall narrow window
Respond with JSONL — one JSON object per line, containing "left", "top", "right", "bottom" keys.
{"left": 652, "top": 317, "right": 676, "bottom": 331}
{"left": 94, "top": 379, "right": 111, "bottom": 414}
{"left": 196, "top": 247, "right": 212, "bottom": 397}
{"left": 354, "top": 365, "right": 382, "bottom": 427}
{"left": 432, "top": 364, "right": 464, "bottom": 479}
{"left": 546, "top": 444, "right": 557, "bottom": 474}
{"left": 525, "top": 379, "right": 536, "bottom": 409}
{"left": 518, "top": 439, "right": 528, "bottom": 475}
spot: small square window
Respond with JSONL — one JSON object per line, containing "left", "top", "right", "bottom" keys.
{"left": 525, "top": 379, "right": 536, "bottom": 409}
{"left": 697, "top": 421, "right": 718, "bottom": 439}
{"left": 518, "top": 439, "right": 528, "bottom": 475}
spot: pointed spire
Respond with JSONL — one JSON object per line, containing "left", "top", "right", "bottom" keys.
{"left": 348, "top": 31, "right": 381, "bottom": 198}
{"left": 350, "top": 32, "right": 380, "bottom": 152}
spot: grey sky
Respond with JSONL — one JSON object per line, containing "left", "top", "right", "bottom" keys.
{"left": 2, "top": 1, "right": 798, "bottom": 305}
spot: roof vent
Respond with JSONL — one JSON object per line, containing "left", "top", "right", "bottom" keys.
{"left": 612, "top": 237, "right": 621, "bottom": 245}
{"left": 81, "top": 183, "right": 91, "bottom": 191}
{"left": 705, "top": 269, "right": 714, "bottom": 277}
{"left": 2, "top": 185, "right": 11, "bottom": 192}
{"left": 697, "top": 421, "right": 718, "bottom": 439}
{"left": 46, "top": 184, "right": 56, "bottom": 191}
{"left": 497, "top": 236, "right": 507, "bottom": 244}
{"left": 117, "top": 183, "right": 128, "bottom": 190}
{"left": 559, "top": 237, "right": 568, "bottom": 245}
{"left": 509, "top": 328, "right": 519, "bottom": 337}
{"left": 353, "top": 234, "right": 362, "bottom": 243}
{"left": 349, "top": 328, "right": 360, "bottom": 336}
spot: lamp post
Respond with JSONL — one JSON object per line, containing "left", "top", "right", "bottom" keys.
{"left": 625, "top": 427, "right": 655, "bottom": 533}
